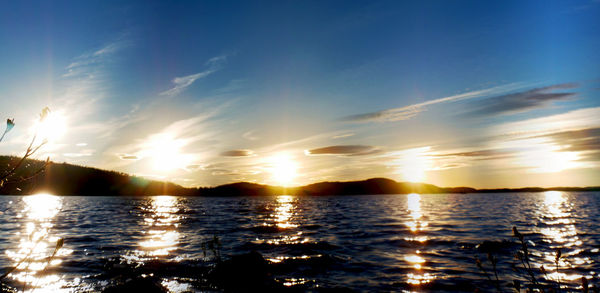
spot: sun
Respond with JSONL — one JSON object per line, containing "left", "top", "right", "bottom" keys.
{"left": 391, "top": 147, "right": 432, "bottom": 183}
{"left": 34, "top": 110, "right": 67, "bottom": 142}
{"left": 268, "top": 153, "right": 298, "bottom": 186}
{"left": 402, "top": 165, "right": 426, "bottom": 183}
{"left": 142, "top": 133, "right": 191, "bottom": 172}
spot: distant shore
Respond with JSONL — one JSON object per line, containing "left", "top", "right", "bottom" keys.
{"left": 1, "top": 156, "right": 598, "bottom": 196}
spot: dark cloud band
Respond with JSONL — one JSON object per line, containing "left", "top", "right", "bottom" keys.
{"left": 305, "top": 145, "right": 379, "bottom": 156}
{"left": 221, "top": 149, "right": 254, "bottom": 157}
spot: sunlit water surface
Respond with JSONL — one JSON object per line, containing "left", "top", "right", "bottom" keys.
{"left": 0, "top": 192, "right": 599, "bottom": 292}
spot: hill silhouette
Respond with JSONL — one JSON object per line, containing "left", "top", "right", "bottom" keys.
{"left": 0, "top": 156, "right": 598, "bottom": 196}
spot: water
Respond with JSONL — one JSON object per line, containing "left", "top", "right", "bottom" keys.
{"left": 0, "top": 192, "right": 599, "bottom": 292}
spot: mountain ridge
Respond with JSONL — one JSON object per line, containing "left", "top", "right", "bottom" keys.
{"left": 1, "top": 156, "right": 598, "bottom": 196}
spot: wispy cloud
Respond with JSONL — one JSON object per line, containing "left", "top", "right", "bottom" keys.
{"left": 305, "top": 145, "right": 380, "bottom": 156}
{"left": 463, "top": 83, "right": 579, "bottom": 117}
{"left": 63, "top": 38, "right": 129, "bottom": 77}
{"left": 340, "top": 83, "right": 525, "bottom": 123}
{"left": 12, "top": 37, "right": 132, "bottom": 161}
{"left": 434, "top": 149, "right": 513, "bottom": 161}
{"left": 380, "top": 146, "right": 460, "bottom": 173}
{"left": 538, "top": 127, "right": 600, "bottom": 153}
{"left": 493, "top": 107, "right": 600, "bottom": 138}
{"left": 332, "top": 133, "right": 355, "bottom": 139}
{"left": 160, "top": 55, "right": 228, "bottom": 97}
{"left": 106, "top": 108, "right": 223, "bottom": 172}
{"left": 484, "top": 107, "right": 600, "bottom": 173}
{"left": 243, "top": 130, "right": 259, "bottom": 141}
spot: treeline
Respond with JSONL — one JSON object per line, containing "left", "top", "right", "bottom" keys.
{"left": 0, "top": 156, "right": 189, "bottom": 196}
{"left": 0, "top": 156, "right": 598, "bottom": 196}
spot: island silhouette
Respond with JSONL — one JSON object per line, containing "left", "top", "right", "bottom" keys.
{"left": 1, "top": 156, "right": 598, "bottom": 196}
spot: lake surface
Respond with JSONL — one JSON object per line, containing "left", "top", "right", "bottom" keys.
{"left": 0, "top": 192, "right": 599, "bottom": 292}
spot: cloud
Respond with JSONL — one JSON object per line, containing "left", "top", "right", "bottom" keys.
{"left": 16, "top": 37, "right": 135, "bottom": 164}
{"left": 332, "top": 133, "right": 355, "bottom": 139}
{"left": 108, "top": 112, "right": 221, "bottom": 170}
{"left": 538, "top": 127, "right": 600, "bottom": 154}
{"left": 64, "top": 38, "right": 129, "bottom": 77}
{"left": 221, "top": 149, "right": 254, "bottom": 157}
{"left": 340, "top": 83, "right": 524, "bottom": 123}
{"left": 243, "top": 130, "right": 259, "bottom": 141}
{"left": 44, "top": 37, "right": 135, "bottom": 149}
{"left": 434, "top": 149, "right": 513, "bottom": 161}
{"left": 160, "top": 55, "right": 228, "bottom": 96}
{"left": 210, "top": 169, "right": 238, "bottom": 176}
{"left": 464, "top": 83, "right": 579, "bottom": 116}
{"left": 305, "top": 145, "right": 380, "bottom": 156}
{"left": 119, "top": 154, "right": 139, "bottom": 160}
{"left": 493, "top": 107, "right": 600, "bottom": 138}
{"left": 185, "top": 164, "right": 202, "bottom": 171}
{"left": 101, "top": 98, "right": 230, "bottom": 173}
{"left": 488, "top": 109, "right": 600, "bottom": 173}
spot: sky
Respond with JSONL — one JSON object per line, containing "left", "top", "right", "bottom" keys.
{"left": 0, "top": 0, "right": 599, "bottom": 188}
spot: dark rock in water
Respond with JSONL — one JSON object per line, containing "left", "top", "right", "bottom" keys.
{"left": 476, "top": 240, "right": 517, "bottom": 254}
{"left": 271, "top": 254, "right": 341, "bottom": 274}
{"left": 102, "top": 276, "right": 167, "bottom": 293}
{"left": 209, "top": 251, "right": 285, "bottom": 292}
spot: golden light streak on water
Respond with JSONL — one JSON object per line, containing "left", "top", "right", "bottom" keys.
{"left": 257, "top": 195, "right": 308, "bottom": 245}
{"left": 405, "top": 193, "right": 427, "bottom": 232}
{"left": 281, "top": 277, "right": 308, "bottom": 287}
{"left": 405, "top": 252, "right": 426, "bottom": 270}
{"left": 137, "top": 196, "right": 181, "bottom": 258}
{"left": 267, "top": 254, "right": 319, "bottom": 263}
{"left": 273, "top": 195, "right": 298, "bottom": 229}
{"left": 403, "top": 194, "right": 435, "bottom": 287}
{"left": 4, "top": 193, "right": 73, "bottom": 292}
{"left": 536, "top": 191, "right": 591, "bottom": 284}
{"left": 406, "top": 272, "right": 435, "bottom": 285}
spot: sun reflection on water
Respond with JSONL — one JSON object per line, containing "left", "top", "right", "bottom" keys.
{"left": 136, "top": 196, "right": 181, "bottom": 259}
{"left": 252, "top": 194, "right": 315, "bottom": 271}
{"left": 403, "top": 193, "right": 435, "bottom": 287}
{"left": 274, "top": 195, "right": 298, "bottom": 229}
{"left": 253, "top": 195, "right": 299, "bottom": 241}
{"left": 536, "top": 191, "right": 591, "bottom": 284}
{"left": 5, "top": 193, "right": 73, "bottom": 292}
{"left": 261, "top": 195, "right": 310, "bottom": 245}
{"left": 405, "top": 193, "right": 427, "bottom": 233}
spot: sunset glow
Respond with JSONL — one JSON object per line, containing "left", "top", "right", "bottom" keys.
{"left": 0, "top": 1, "right": 598, "bottom": 189}
{"left": 0, "top": 2, "right": 599, "bottom": 292}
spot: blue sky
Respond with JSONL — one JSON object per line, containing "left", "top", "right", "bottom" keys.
{"left": 0, "top": 0, "right": 599, "bottom": 188}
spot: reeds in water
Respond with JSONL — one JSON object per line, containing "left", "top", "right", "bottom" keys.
{"left": 475, "top": 226, "right": 598, "bottom": 292}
